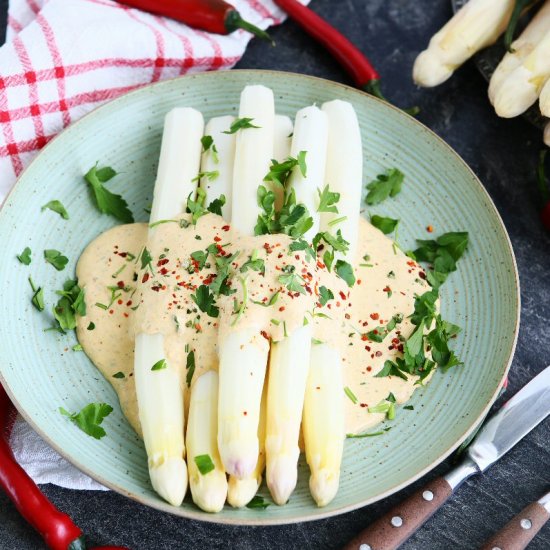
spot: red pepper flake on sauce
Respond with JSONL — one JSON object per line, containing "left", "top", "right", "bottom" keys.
{"left": 221, "top": 225, "right": 230, "bottom": 232}
{"left": 142, "top": 273, "right": 149, "bottom": 283}
{"left": 427, "top": 225, "right": 434, "bottom": 233}
{"left": 370, "top": 312, "right": 379, "bottom": 320}
{"left": 117, "top": 280, "right": 125, "bottom": 288}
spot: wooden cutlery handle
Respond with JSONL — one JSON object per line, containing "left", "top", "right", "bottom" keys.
{"left": 342, "top": 477, "right": 452, "bottom": 550}
{"left": 480, "top": 502, "right": 550, "bottom": 550}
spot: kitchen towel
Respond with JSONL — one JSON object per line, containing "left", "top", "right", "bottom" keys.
{"left": 1, "top": 0, "right": 299, "bottom": 490}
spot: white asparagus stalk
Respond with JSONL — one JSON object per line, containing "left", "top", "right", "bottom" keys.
{"left": 413, "top": 0, "right": 514, "bottom": 87}
{"left": 219, "top": 85, "right": 275, "bottom": 479}
{"left": 227, "top": 382, "right": 267, "bottom": 507}
{"left": 272, "top": 115, "right": 294, "bottom": 210}
{"left": 493, "top": 29, "right": 550, "bottom": 118}
{"left": 539, "top": 77, "right": 550, "bottom": 117}
{"left": 489, "top": 0, "right": 550, "bottom": 103}
{"left": 301, "top": 100, "right": 362, "bottom": 507}
{"left": 200, "top": 116, "right": 236, "bottom": 219}
{"left": 135, "top": 107, "right": 204, "bottom": 506}
{"left": 265, "top": 106, "right": 328, "bottom": 505}
{"left": 230, "top": 85, "right": 275, "bottom": 234}
{"left": 186, "top": 371, "right": 228, "bottom": 512}
{"left": 303, "top": 344, "right": 345, "bottom": 507}
{"left": 544, "top": 121, "right": 550, "bottom": 147}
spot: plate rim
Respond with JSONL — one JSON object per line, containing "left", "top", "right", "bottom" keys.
{"left": 0, "top": 68, "right": 521, "bottom": 525}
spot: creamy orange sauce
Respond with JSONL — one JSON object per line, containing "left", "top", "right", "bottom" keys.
{"left": 76, "top": 215, "right": 433, "bottom": 437}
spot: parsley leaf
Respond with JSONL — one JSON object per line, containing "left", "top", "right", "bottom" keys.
{"left": 52, "top": 280, "right": 86, "bottom": 332}
{"left": 240, "top": 250, "right": 265, "bottom": 275}
{"left": 201, "top": 135, "right": 219, "bottom": 163}
{"left": 28, "top": 277, "right": 44, "bottom": 311}
{"left": 289, "top": 239, "right": 316, "bottom": 261}
{"left": 344, "top": 386, "right": 358, "bottom": 404}
{"left": 17, "top": 247, "right": 32, "bottom": 265}
{"left": 246, "top": 496, "right": 270, "bottom": 509}
{"left": 335, "top": 260, "right": 355, "bottom": 287}
{"left": 84, "top": 164, "right": 134, "bottom": 223}
{"left": 223, "top": 117, "right": 260, "bottom": 134}
{"left": 207, "top": 195, "right": 226, "bottom": 216}
{"left": 151, "top": 359, "right": 167, "bottom": 371}
{"left": 41, "top": 200, "right": 69, "bottom": 220}
{"left": 278, "top": 265, "right": 305, "bottom": 294}
{"left": 318, "top": 285, "right": 334, "bottom": 306}
{"left": 365, "top": 168, "right": 404, "bottom": 205}
{"left": 191, "top": 284, "right": 219, "bottom": 317}
{"left": 194, "top": 454, "right": 215, "bottom": 475}
{"left": 370, "top": 215, "right": 399, "bottom": 235}
{"left": 317, "top": 184, "right": 340, "bottom": 213}
{"left": 187, "top": 188, "right": 208, "bottom": 225}
{"left": 186, "top": 350, "right": 195, "bottom": 387}
{"left": 59, "top": 402, "right": 113, "bottom": 440}
{"left": 192, "top": 170, "right": 219, "bottom": 183}
{"left": 44, "top": 249, "right": 69, "bottom": 271}
{"left": 112, "top": 372, "right": 125, "bottom": 379}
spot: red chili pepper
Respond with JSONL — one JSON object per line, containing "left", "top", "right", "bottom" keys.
{"left": 117, "top": 0, "right": 273, "bottom": 43}
{"left": 0, "top": 385, "right": 128, "bottom": 550}
{"left": 537, "top": 150, "right": 550, "bottom": 230}
{"left": 273, "top": 0, "right": 418, "bottom": 115}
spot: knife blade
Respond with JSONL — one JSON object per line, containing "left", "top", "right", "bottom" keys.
{"left": 342, "top": 366, "right": 550, "bottom": 550}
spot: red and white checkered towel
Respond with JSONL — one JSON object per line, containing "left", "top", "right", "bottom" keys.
{"left": 1, "top": 0, "right": 301, "bottom": 490}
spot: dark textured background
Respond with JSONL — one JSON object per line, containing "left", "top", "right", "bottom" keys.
{"left": 0, "top": 1, "right": 549, "bottom": 549}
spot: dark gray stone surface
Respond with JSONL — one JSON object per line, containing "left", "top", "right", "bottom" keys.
{"left": 0, "top": 1, "right": 549, "bottom": 549}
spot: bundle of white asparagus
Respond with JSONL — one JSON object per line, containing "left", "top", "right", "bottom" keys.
{"left": 133, "top": 85, "right": 363, "bottom": 511}
{"left": 413, "top": 0, "right": 550, "bottom": 147}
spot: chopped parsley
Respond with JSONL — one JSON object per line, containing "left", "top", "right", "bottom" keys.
{"left": 59, "top": 402, "right": 113, "bottom": 440}
{"left": 84, "top": 164, "right": 134, "bottom": 223}
{"left": 194, "top": 454, "right": 215, "bottom": 475}
{"left": 53, "top": 280, "right": 86, "bottom": 332}
{"left": 201, "top": 135, "right": 219, "bottom": 163}
{"left": 223, "top": 117, "right": 260, "bottom": 134}
{"left": 240, "top": 250, "right": 265, "bottom": 275}
{"left": 370, "top": 215, "right": 399, "bottom": 235}
{"left": 41, "top": 200, "right": 69, "bottom": 220}
{"left": 317, "top": 184, "right": 340, "bottom": 213}
{"left": 365, "top": 168, "right": 404, "bottom": 205}
{"left": 17, "top": 247, "right": 32, "bottom": 265}
{"left": 44, "top": 249, "right": 69, "bottom": 271}
{"left": 278, "top": 265, "right": 305, "bottom": 294}
{"left": 191, "top": 284, "right": 219, "bottom": 318}
{"left": 112, "top": 372, "right": 125, "bottom": 379}
{"left": 186, "top": 350, "right": 195, "bottom": 387}
{"left": 72, "top": 344, "right": 83, "bottom": 352}
{"left": 28, "top": 277, "right": 44, "bottom": 311}
{"left": 318, "top": 286, "right": 334, "bottom": 306}
{"left": 87, "top": 322, "right": 95, "bottom": 330}
{"left": 151, "top": 359, "right": 167, "bottom": 371}
{"left": 186, "top": 188, "right": 208, "bottom": 225}
{"left": 335, "top": 260, "right": 355, "bottom": 287}
{"left": 192, "top": 170, "right": 219, "bottom": 183}
{"left": 344, "top": 386, "right": 358, "bottom": 404}
{"left": 207, "top": 195, "right": 226, "bottom": 216}
{"left": 246, "top": 495, "right": 270, "bottom": 509}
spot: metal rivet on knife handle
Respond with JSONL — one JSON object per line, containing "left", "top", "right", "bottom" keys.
{"left": 341, "top": 477, "right": 453, "bottom": 550}
{"left": 480, "top": 497, "right": 550, "bottom": 550}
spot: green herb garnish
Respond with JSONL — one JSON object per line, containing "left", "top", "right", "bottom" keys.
{"left": 317, "top": 184, "right": 340, "bottom": 213}
{"left": 41, "top": 200, "right": 69, "bottom": 220}
{"left": 194, "top": 454, "right": 215, "bottom": 475}
{"left": 246, "top": 495, "right": 270, "bottom": 509}
{"left": 191, "top": 284, "right": 219, "bottom": 318}
{"left": 18, "top": 247, "right": 32, "bottom": 265}
{"left": 112, "top": 372, "right": 125, "bottom": 379}
{"left": 28, "top": 276, "right": 44, "bottom": 311}
{"left": 151, "top": 359, "right": 167, "bottom": 371}
{"left": 44, "top": 249, "right": 69, "bottom": 271}
{"left": 365, "top": 168, "right": 404, "bottom": 205}
{"left": 318, "top": 285, "right": 334, "bottom": 306}
{"left": 223, "top": 117, "right": 260, "bottom": 134}
{"left": 59, "top": 402, "right": 113, "bottom": 440}
{"left": 84, "top": 164, "right": 134, "bottom": 223}
{"left": 344, "top": 386, "right": 358, "bottom": 404}
{"left": 186, "top": 350, "right": 195, "bottom": 387}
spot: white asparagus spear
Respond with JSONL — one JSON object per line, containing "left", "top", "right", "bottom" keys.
{"left": 186, "top": 371, "right": 228, "bottom": 512}
{"left": 200, "top": 116, "right": 236, "bottom": 219}
{"left": 489, "top": 0, "right": 550, "bottom": 103}
{"left": 265, "top": 106, "right": 328, "bottom": 505}
{"left": 493, "top": 29, "right": 550, "bottom": 118}
{"left": 218, "top": 85, "right": 275, "bottom": 479}
{"left": 301, "top": 100, "right": 362, "bottom": 507}
{"left": 272, "top": 115, "right": 294, "bottom": 210}
{"left": 413, "top": 0, "right": 514, "bottom": 87}
{"left": 540, "top": 77, "right": 550, "bottom": 117}
{"left": 227, "top": 382, "right": 267, "bottom": 507}
{"left": 135, "top": 107, "right": 204, "bottom": 506}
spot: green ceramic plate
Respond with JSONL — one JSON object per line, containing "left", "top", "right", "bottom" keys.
{"left": 0, "top": 70, "right": 519, "bottom": 525}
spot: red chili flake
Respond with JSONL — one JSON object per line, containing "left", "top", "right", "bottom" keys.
{"left": 203, "top": 274, "right": 215, "bottom": 285}
{"left": 260, "top": 330, "right": 269, "bottom": 341}
{"left": 362, "top": 321, "right": 369, "bottom": 327}
{"left": 398, "top": 344, "right": 404, "bottom": 353}
{"left": 305, "top": 285, "right": 312, "bottom": 295}
{"left": 126, "top": 300, "right": 132, "bottom": 306}
{"left": 264, "top": 243, "right": 273, "bottom": 254}
{"left": 117, "top": 299, "right": 123, "bottom": 305}
{"left": 117, "top": 280, "right": 125, "bottom": 288}
{"left": 294, "top": 254, "right": 300, "bottom": 260}
{"left": 123, "top": 312, "right": 129, "bottom": 318}
{"left": 357, "top": 279, "right": 362, "bottom": 285}
{"left": 407, "top": 260, "right": 416, "bottom": 267}
{"left": 427, "top": 225, "right": 434, "bottom": 233}
{"left": 160, "top": 267, "right": 169, "bottom": 275}
{"left": 114, "top": 245, "right": 119, "bottom": 249}
{"left": 365, "top": 345, "right": 371, "bottom": 351}
{"left": 336, "top": 301, "right": 341, "bottom": 307}
{"left": 383, "top": 286, "right": 391, "bottom": 294}
{"left": 221, "top": 224, "right": 230, "bottom": 232}
{"left": 419, "top": 271, "right": 426, "bottom": 280}
{"left": 316, "top": 260, "right": 325, "bottom": 270}
{"left": 142, "top": 273, "right": 150, "bottom": 283}
{"left": 157, "top": 258, "right": 169, "bottom": 266}
{"left": 109, "top": 309, "right": 114, "bottom": 315}
{"left": 345, "top": 313, "right": 351, "bottom": 320}
{"left": 361, "top": 334, "right": 368, "bottom": 341}
{"left": 370, "top": 312, "right": 379, "bottom": 320}
{"left": 338, "top": 290, "right": 346, "bottom": 301}
{"left": 366, "top": 366, "right": 372, "bottom": 372}
{"left": 360, "top": 403, "right": 368, "bottom": 408}
{"left": 151, "top": 286, "right": 161, "bottom": 292}
{"left": 279, "top": 306, "right": 285, "bottom": 312}
{"left": 375, "top": 351, "right": 382, "bottom": 357}
{"left": 243, "top": 411, "right": 248, "bottom": 416}
{"left": 118, "top": 251, "right": 127, "bottom": 258}
{"left": 214, "top": 236, "right": 221, "bottom": 242}
{"left": 195, "top": 323, "right": 202, "bottom": 332}
{"left": 294, "top": 292, "right": 301, "bottom": 298}
{"left": 392, "top": 338, "right": 400, "bottom": 345}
